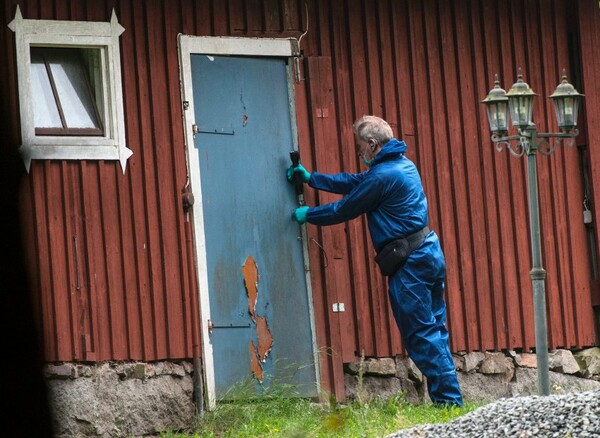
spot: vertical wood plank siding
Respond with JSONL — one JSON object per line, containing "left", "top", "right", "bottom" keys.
{"left": 2, "top": 0, "right": 598, "bottom": 401}
{"left": 579, "top": 0, "right": 600, "bottom": 310}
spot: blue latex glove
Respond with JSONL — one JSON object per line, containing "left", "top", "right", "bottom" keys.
{"left": 292, "top": 206, "right": 309, "bottom": 224}
{"left": 286, "top": 163, "right": 311, "bottom": 183}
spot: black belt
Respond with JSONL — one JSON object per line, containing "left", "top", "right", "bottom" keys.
{"left": 405, "top": 226, "right": 430, "bottom": 251}
{"left": 380, "top": 226, "right": 430, "bottom": 253}
{"left": 374, "top": 226, "right": 431, "bottom": 276}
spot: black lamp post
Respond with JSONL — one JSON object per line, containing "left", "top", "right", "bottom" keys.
{"left": 481, "top": 69, "right": 583, "bottom": 396}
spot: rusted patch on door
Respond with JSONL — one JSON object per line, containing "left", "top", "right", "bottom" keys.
{"left": 242, "top": 256, "right": 258, "bottom": 322}
{"left": 242, "top": 255, "right": 273, "bottom": 382}
{"left": 255, "top": 316, "right": 273, "bottom": 362}
{"left": 249, "top": 341, "right": 263, "bottom": 382}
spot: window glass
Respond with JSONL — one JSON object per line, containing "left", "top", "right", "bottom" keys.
{"left": 83, "top": 50, "right": 105, "bottom": 125}
{"left": 30, "top": 47, "right": 103, "bottom": 135}
{"left": 30, "top": 50, "right": 62, "bottom": 128}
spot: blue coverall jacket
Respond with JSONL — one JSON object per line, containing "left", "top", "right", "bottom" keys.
{"left": 304, "top": 138, "right": 463, "bottom": 406}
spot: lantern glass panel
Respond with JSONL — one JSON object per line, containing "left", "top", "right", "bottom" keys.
{"left": 486, "top": 101, "right": 508, "bottom": 134}
{"left": 553, "top": 96, "right": 578, "bottom": 129}
{"left": 508, "top": 95, "right": 533, "bottom": 129}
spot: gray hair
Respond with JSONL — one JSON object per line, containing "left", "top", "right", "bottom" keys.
{"left": 352, "top": 115, "right": 394, "bottom": 145}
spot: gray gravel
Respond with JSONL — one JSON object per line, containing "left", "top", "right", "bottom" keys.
{"left": 387, "top": 390, "right": 600, "bottom": 437}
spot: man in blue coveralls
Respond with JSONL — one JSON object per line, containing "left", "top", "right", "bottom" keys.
{"left": 287, "top": 115, "right": 463, "bottom": 407}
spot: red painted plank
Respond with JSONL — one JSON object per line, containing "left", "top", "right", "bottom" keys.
{"left": 264, "top": 0, "right": 281, "bottom": 32}
{"left": 498, "top": 0, "right": 533, "bottom": 351}
{"left": 162, "top": 0, "right": 193, "bottom": 358}
{"left": 436, "top": 0, "right": 481, "bottom": 352}
{"left": 306, "top": 56, "right": 347, "bottom": 402}
{"left": 62, "top": 163, "right": 81, "bottom": 361}
{"left": 454, "top": 0, "right": 495, "bottom": 352}
{"left": 362, "top": 0, "right": 395, "bottom": 359}
{"left": 345, "top": 0, "right": 388, "bottom": 359}
{"left": 293, "top": 58, "right": 338, "bottom": 396}
{"left": 30, "top": 165, "right": 58, "bottom": 360}
{"left": 388, "top": 0, "right": 416, "bottom": 355}
{"left": 282, "top": 0, "right": 300, "bottom": 32}
{"left": 476, "top": 0, "right": 510, "bottom": 352}
{"left": 541, "top": 2, "right": 575, "bottom": 349}
{"left": 146, "top": 0, "right": 183, "bottom": 359}
{"left": 245, "top": 0, "right": 263, "bottom": 33}
{"left": 135, "top": 1, "right": 169, "bottom": 360}
{"left": 312, "top": 0, "right": 359, "bottom": 365}
{"left": 575, "top": 0, "right": 600, "bottom": 346}
{"left": 76, "top": 163, "right": 99, "bottom": 361}
{"left": 330, "top": 1, "right": 380, "bottom": 360}
{"left": 119, "top": 0, "right": 156, "bottom": 360}
{"left": 228, "top": 0, "right": 245, "bottom": 34}
{"left": 44, "top": 162, "right": 74, "bottom": 360}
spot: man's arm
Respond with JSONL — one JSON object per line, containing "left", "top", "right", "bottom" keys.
{"left": 309, "top": 171, "right": 367, "bottom": 194}
{"left": 306, "top": 173, "right": 383, "bottom": 225}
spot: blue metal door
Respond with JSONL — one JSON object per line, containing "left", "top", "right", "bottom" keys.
{"left": 191, "top": 54, "right": 317, "bottom": 399}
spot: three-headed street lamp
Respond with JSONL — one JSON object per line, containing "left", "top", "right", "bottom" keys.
{"left": 481, "top": 69, "right": 584, "bottom": 396}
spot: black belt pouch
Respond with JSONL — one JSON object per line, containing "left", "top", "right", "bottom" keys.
{"left": 374, "top": 238, "right": 411, "bottom": 277}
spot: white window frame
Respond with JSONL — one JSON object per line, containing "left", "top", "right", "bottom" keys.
{"left": 8, "top": 5, "right": 132, "bottom": 173}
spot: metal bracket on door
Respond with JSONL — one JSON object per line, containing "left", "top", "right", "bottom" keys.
{"left": 207, "top": 319, "right": 251, "bottom": 334}
{"left": 192, "top": 124, "right": 235, "bottom": 135}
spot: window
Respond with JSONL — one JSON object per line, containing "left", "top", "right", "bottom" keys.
{"left": 8, "top": 6, "right": 132, "bottom": 172}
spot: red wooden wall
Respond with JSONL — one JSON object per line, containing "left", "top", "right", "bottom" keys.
{"left": 579, "top": 0, "right": 600, "bottom": 308}
{"left": 2, "top": 0, "right": 598, "bottom": 401}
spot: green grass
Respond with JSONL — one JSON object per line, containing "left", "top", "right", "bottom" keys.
{"left": 159, "top": 385, "right": 484, "bottom": 438}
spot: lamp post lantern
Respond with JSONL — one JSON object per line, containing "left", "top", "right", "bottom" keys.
{"left": 481, "top": 69, "right": 583, "bottom": 396}
{"left": 549, "top": 69, "right": 584, "bottom": 132}
{"left": 482, "top": 74, "right": 509, "bottom": 136}
{"left": 506, "top": 70, "right": 536, "bottom": 129}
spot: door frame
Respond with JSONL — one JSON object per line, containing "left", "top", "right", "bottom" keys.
{"left": 177, "top": 35, "right": 319, "bottom": 410}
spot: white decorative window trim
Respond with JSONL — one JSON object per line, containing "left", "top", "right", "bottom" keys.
{"left": 8, "top": 5, "right": 132, "bottom": 173}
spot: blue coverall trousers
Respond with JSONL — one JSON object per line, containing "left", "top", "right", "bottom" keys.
{"left": 387, "top": 232, "right": 463, "bottom": 406}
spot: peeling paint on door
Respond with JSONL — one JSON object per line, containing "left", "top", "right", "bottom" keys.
{"left": 255, "top": 316, "right": 273, "bottom": 362}
{"left": 249, "top": 340, "right": 263, "bottom": 382}
{"left": 242, "top": 255, "right": 273, "bottom": 382}
{"left": 242, "top": 256, "right": 258, "bottom": 322}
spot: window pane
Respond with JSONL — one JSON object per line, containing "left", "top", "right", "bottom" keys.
{"left": 46, "top": 49, "right": 100, "bottom": 129}
{"left": 30, "top": 47, "right": 103, "bottom": 134}
{"left": 83, "top": 50, "right": 105, "bottom": 126}
{"left": 30, "top": 49, "right": 62, "bottom": 128}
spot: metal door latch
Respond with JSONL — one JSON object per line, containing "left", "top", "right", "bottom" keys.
{"left": 207, "top": 319, "right": 251, "bottom": 334}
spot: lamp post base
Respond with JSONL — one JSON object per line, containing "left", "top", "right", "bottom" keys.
{"left": 531, "top": 270, "right": 549, "bottom": 395}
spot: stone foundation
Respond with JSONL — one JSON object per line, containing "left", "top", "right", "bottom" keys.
{"left": 344, "top": 348, "right": 600, "bottom": 404}
{"left": 44, "top": 349, "right": 600, "bottom": 437}
{"left": 45, "top": 361, "right": 196, "bottom": 438}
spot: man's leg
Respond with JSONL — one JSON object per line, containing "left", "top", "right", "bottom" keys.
{"left": 427, "top": 276, "right": 463, "bottom": 406}
{"left": 388, "top": 265, "right": 463, "bottom": 406}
